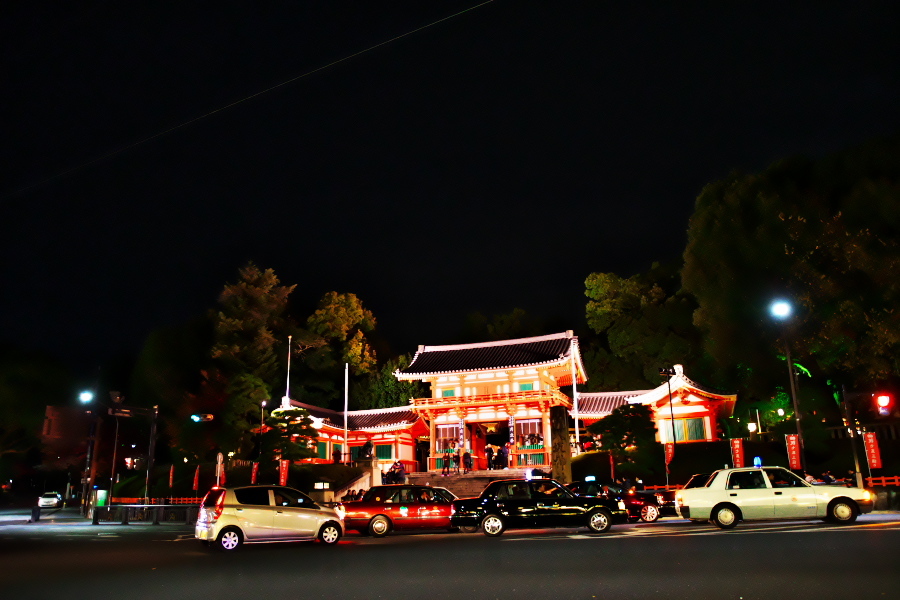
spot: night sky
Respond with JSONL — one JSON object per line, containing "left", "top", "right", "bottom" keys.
{"left": 3, "top": 1, "right": 899, "bottom": 378}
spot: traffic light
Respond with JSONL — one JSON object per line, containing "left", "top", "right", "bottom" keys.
{"left": 874, "top": 393, "right": 893, "bottom": 416}
{"left": 191, "top": 414, "right": 214, "bottom": 422}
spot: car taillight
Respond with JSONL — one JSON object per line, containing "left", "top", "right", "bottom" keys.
{"left": 675, "top": 493, "right": 682, "bottom": 507}
{"left": 656, "top": 493, "right": 665, "bottom": 504}
{"left": 211, "top": 492, "right": 225, "bottom": 522}
{"left": 451, "top": 505, "right": 456, "bottom": 516}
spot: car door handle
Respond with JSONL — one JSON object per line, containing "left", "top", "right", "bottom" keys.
{"left": 774, "top": 492, "right": 783, "bottom": 495}
{"left": 729, "top": 493, "right": 737, "bottom": 496}
{"left": 236, "top": 509, "right": 244, "bottom": 512}
{"left": 275, "top": 510, "right": 284, "bottom": 514}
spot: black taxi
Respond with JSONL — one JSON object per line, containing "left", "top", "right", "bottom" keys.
{"left": 450, "top": 478, "right": 628, "bottom": 536}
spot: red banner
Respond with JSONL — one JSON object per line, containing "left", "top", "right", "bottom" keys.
{"left": 864, "top": 432, "right": 882, "bottom": 469}
{"left": 192, "top": 465, "right": 200, "bottom": 491}
{"left": 220, "top": 466, "right": 226, "bottom": 486}
{"left": 730, "top": 438, "right": 744, "bottom": 468}
{"left": 251, "top": 462, "right": 259, "bottom": 484}
{"left": 169, "top": 464, "right": 174, "bottom": 489}
{"left": 785, "top": 434, "right": 801, "bottom": 470}
{"left": 664, "top": 442, "right": 675, "bottom": 465}
{"left": 279, "top": 460, "right": 290, "bottom": 486}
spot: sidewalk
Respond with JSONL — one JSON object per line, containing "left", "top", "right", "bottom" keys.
{"left": 0, "top": 506, "right": 89, "bottom": 524}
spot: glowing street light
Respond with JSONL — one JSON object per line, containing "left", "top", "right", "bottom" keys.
{"left": 769, "top": 299, "right": 804, "bottom": 472}
{"left": 769, "top": 300, "right": 792, "bottom": 319}
{"left": 79, "top": 391, "right": 94, "bottom": 403}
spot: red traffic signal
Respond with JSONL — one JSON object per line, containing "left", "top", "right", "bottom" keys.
{"left": 874, "top": 393, "right": 893, "bottom": 415}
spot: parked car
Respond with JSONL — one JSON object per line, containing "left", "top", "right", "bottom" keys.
{"left": 342, "top": 484, "right": 457, "bottom": 537}
{"left": 676, "top": 466, "right": 874, "bottom": 529}
{"left": 567, "top": 480, "right": 662, "bottom": 522}
{"left": 451, "top": 478, "right": 629, "bottom": 537}
{"left": 195, "top": 485, "right": 344, "bottom": 551}
{"left": 38, "top": 492, "right": 63, "bottom": 508}
{"left": 650, "top": 472, "right": 716, "bottom": 521}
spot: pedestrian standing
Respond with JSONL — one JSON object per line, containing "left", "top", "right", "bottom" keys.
{"left": 485, "top": 445, "right": 494, "bottom": 470}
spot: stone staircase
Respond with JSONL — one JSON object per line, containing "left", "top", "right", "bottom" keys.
{"left": 407, "top": 469, "right": 532, "bottom": 499}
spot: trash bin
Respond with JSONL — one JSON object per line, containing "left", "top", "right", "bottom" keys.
{"left": 31, "top": 506, "right": 41, "bottom": 522}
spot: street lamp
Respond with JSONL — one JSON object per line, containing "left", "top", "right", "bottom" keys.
{"left": 79, "top": 391, "right": 94, "bottom": 403}
{"left": 770, "top": 299, "right": 805, "bottom": 472}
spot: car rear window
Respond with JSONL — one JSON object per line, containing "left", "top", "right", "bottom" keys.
{"left": 683, "top": 473, "right": 713, "bottom": 489}
{"left": 234, "top": 487, "right": 271, "bottom": 506}
{"left": 202, "top": 488, "right": 226, "bottom": 507}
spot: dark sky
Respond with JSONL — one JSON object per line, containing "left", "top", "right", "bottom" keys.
{"left": 3, "top": 1, "right": 899, "bottom": 377}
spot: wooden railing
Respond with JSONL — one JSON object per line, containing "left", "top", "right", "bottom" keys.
{"left": 412, "top": 389, "right": 571, "bottom": 411}
{"left": 867, "top": 476, "right": 900, "bottom": 487}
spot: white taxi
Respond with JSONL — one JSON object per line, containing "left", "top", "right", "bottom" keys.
{"left": 195, "top": 485, "right": 344, "bottom": 550}
{"left": 676, "top": 466, "right": 874, "bottom": 529}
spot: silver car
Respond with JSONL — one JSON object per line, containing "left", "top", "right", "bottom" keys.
{"left": 195, "top": 485, "right": 344, "bottom": 551}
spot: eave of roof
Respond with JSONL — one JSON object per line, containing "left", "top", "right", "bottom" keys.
{"left": 396, "top": 331, "right": 587, "bottom": 381}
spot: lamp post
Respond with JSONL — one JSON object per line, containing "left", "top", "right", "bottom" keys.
{"left": 259, "top": 400, "right": 267, "bottom": 459}
{"left": 78, "top": 391, "right": 97, "bottom": 515}
{"left": 659, "top": 367, "right": 677, "bottom": 487}
{"left": 770, "top": 299, "right": 805, "bottom": 472}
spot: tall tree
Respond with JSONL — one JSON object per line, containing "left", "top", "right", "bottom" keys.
{"left": 0, "top": 347, "right": 71, "bottom": 461}
{"left": 300, "top": 292, "right": 377, "bottom": 409}
{"left": 583, "top": 262, "right": 705, "bottom": 391}
{"left": 354, "top": 354, "right": 425, "bottom": 410}
{"left": 210, "top": 263, "right": 296, "bottom": 455}
{"left": 682, "top": 136, "right": 900, "bottom": 397}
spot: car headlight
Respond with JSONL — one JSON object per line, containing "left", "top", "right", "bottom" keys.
{"left": 333, "top": 504, "right": 346, "bottom": 520}
{"left": 861, "top": 490, "right": 872, "bottom": 501}
{"left": 617, "top": 501, "right": 626, "bottom": 510}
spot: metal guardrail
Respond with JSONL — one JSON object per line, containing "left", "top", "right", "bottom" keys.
{"left": 91, "top": 504, "right": 199, "bottom": 525}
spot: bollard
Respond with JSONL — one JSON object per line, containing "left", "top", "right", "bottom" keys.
{"left": 92, "top": 506, "right": 101, "bottom": 525}
{"left": 31, "top": 506, "right": 41, "bottom": 522}
{"left": 185, "top": 506, "right": 194, "bottom": 525}
{"left": 152, "top": 506, "right": 162, "bottom": 525}
{"left": 121, "top": 506, "right": 129, "bottom": 525}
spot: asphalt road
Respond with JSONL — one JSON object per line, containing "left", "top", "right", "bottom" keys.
{"left": 2, "top": 509, "right": 899, "bottom": 600}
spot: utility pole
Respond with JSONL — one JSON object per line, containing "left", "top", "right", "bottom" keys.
{"left": 143, "top": 406, "right": 158, "bottom": 503}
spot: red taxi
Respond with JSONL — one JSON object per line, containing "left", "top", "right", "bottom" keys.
{"left": 342, "top": 485, "right": 457, "bottom": 537}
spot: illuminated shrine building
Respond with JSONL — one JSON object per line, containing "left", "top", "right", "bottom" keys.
{"left": 291, "top": 333, "right": 736, "bottom": 473}
{"left": 396, "top": 331, "right": 587, "bottom": 471}
{"left": 576, "top": 364, "right": 736, "bottom": 444}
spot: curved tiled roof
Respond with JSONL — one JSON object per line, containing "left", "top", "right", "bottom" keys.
{"left": 575, "top": 391, "right": 651, "bottom": 416}
{"left": 400, "top": 332, "right": 576, "bottom": 376}
{"left": 288, "top": 401, "right": 419, "bottom": 431}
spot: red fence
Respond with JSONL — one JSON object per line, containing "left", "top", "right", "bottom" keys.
{"left": 111, "top": 497, "right": 202, "bottom": 504}
{"left": 867, "top": 476, "right": 900, "bottom": 487}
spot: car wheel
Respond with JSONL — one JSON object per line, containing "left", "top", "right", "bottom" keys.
{"left": 460, "top": 525, "right": 479, "bottom": 534}
{"left": 587, "top": 509, "right": 612, "bottom": 533}
{"left": 215, "top": 527, "right": 243, "bottom": 551}
{"left": 640, "top": 504, "right": 660, "bottom": 523}
{"left": 711, "top": 504, "right": 740, "bottom": 529}
{"left": 827, "top": 499, "right": 859, "bottom": 524}
{"left": 481, "top": 514, "right": 505, "bottom": 537}
{"left": 368, "top": 515, "right": 391, "bottom": 537}
{"left": 318, "top": 521, "right": 342, "bottom": 545}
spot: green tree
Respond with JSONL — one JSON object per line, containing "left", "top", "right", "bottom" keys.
{"left": 210, "top": 263, "right": 297, "bottom": 455}
{"left": 583, "top": 262, "right": 705, "bottom": 391}
{"left": 259, "top": 407, "right": 318, "bottom": 462}
{"left": 586, "top": 404, "right": 658, "bottom": 474}
{"left": 682, "top": 136, "right": 900, "bottom": 396}
{"left": 354, "top": 354, "right": 425, "bottom": 410}
{"left": 299, "top": 292, "right": 377, "bottom": 408}
{"left": 0, "top": 347, "right": 71, "bottom": 460}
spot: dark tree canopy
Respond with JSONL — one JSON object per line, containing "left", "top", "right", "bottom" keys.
{"left": 682, "top": 136, "right": 900, "bottom": 396}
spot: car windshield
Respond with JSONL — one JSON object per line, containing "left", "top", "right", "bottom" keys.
{"left": 42, "top": 493, "right": 58, "bottom": 498}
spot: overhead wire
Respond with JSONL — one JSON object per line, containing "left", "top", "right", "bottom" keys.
{"left": 3, "top": 0, "right": 496, "bottom": 200}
